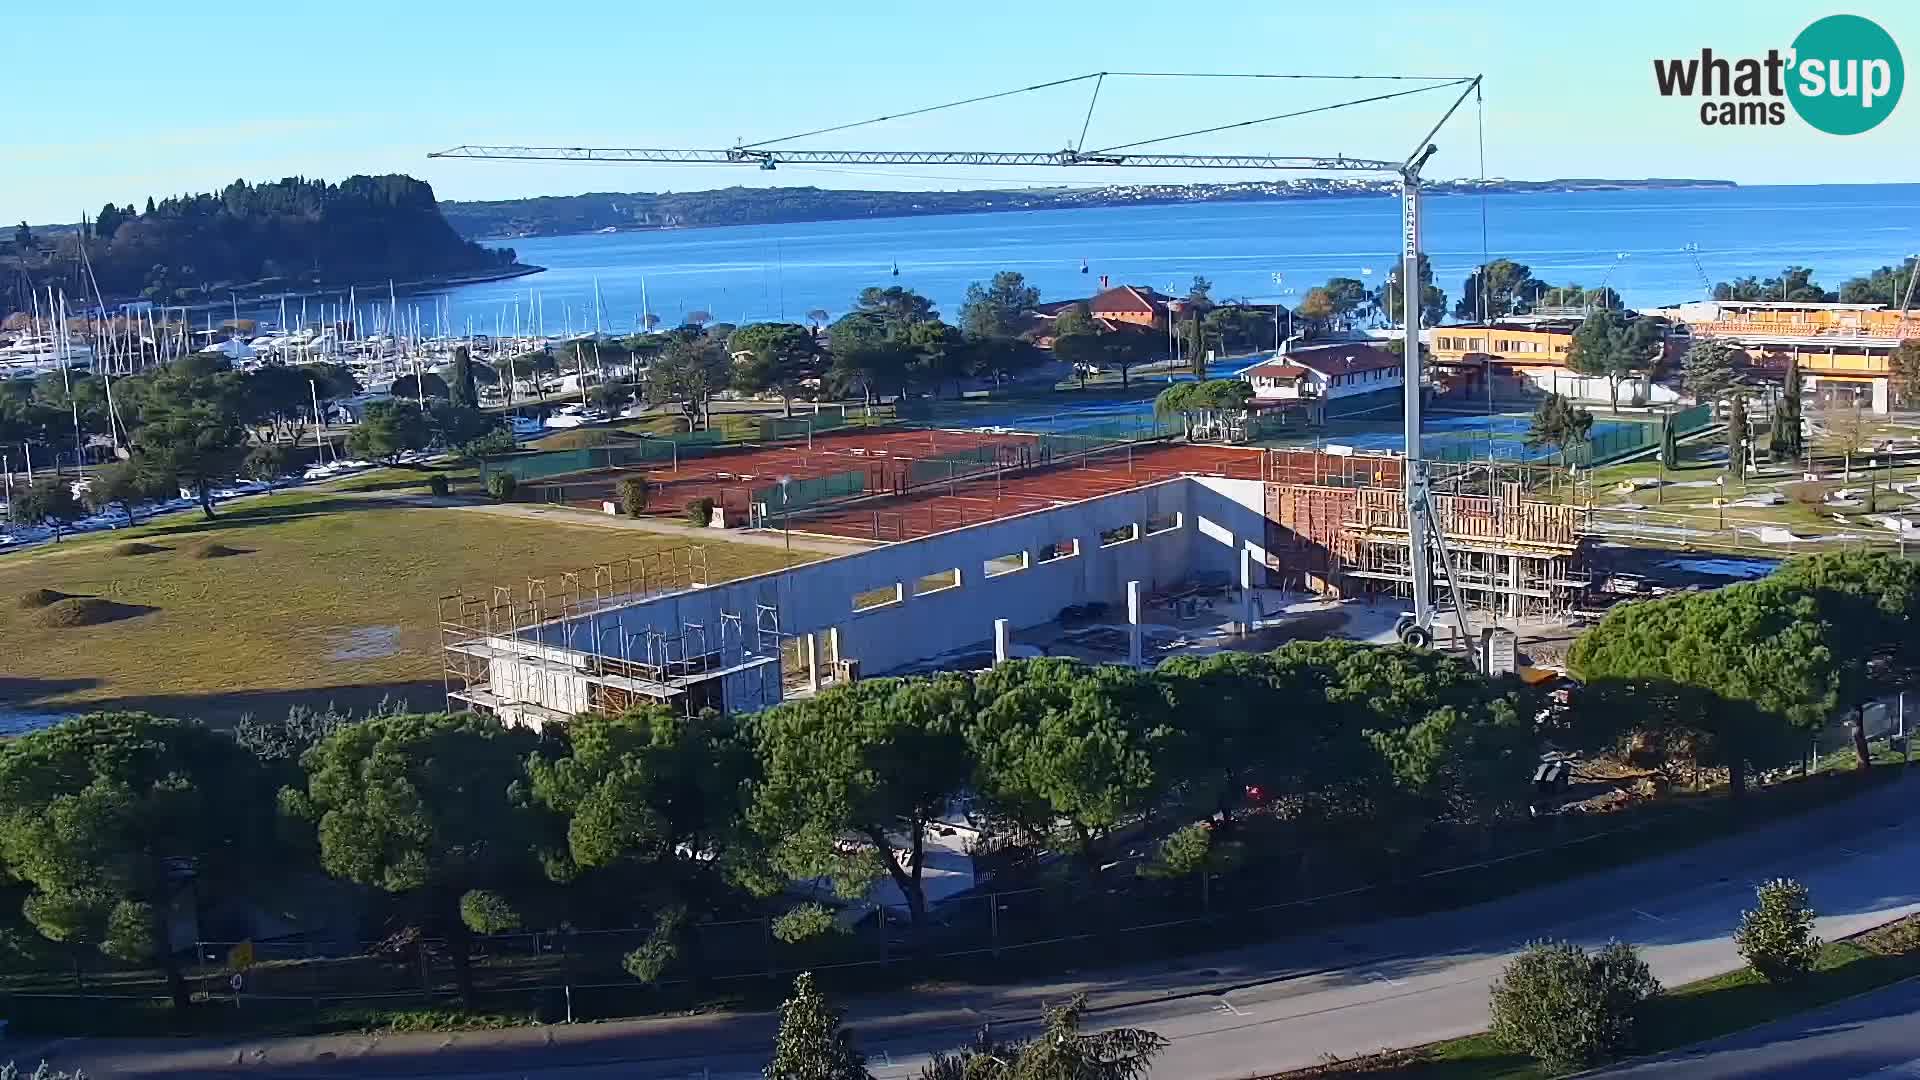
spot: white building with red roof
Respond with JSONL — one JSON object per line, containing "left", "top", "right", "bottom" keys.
{"left": 1240, "top": 343, "right": 1403, "bottom": 404}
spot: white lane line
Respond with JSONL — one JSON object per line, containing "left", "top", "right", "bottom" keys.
{"left": 1214, "top": 997, "right": 1246, "bottom": 1017}
{"left": 1369, "top": 971, "right": 1405, "bottom": 988}
{"left": 1633, "top": 908, "right": 1668, "bottom": 922}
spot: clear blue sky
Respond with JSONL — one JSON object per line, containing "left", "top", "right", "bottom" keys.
{"left": 7, "top": 0, "right": 1917, "bottom": 224}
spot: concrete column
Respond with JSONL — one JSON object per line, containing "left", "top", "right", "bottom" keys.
{"left": 804, "top": 633, "right": 820, "bottom": 693}
{"left": 1127, "top": 580, "right": 1143, "bottom": 667}
{"left": 826, "top": 626, "right": 841, "bottom": 669}
{"left": 1508, "top": 554, "right": 1520, "bottom": 621}
{"left": 993, "top": 619, "right": 1010, "bottom": 665}
{"left": 1239, "top": 546, "right": 1256, "bottom": 636}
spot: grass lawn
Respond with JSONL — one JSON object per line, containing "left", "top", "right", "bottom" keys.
{"left": 1271, "top": 916, "right": 1920, "bottom": 1078}
{"left": 0, "top": 490, "right": 811, "bottom": 724}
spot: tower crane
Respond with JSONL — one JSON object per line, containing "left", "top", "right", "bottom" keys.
{"left": 430, "top": 73, "right": 1482, "bottom": 649}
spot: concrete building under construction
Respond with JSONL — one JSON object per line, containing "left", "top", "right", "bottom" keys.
{"left": 440, "top": 434, "right": 1595, "bottom": 726}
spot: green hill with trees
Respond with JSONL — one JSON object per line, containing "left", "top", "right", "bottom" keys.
{"left": 3, "top": 175, "right": 527, "bottom": 315}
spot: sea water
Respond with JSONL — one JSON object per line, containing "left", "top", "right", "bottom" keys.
{"left": 419, "top": 183, "right": 1919, "bottom": 332}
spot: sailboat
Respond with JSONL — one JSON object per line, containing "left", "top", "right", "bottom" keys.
{"left": 890, "top": 260, "right": 900, "bottom": 277}
{"left": 1080, "top": 258, "right": 1089, "bottom": 274}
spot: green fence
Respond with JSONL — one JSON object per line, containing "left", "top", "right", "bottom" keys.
{"left": 1670, "top": 402, "right": 1713, "bottom": 435}
{"left": 751, "top": 470, "right": 867, "bottom": 516}
{"left": 1424, "top": 403, "right": 1717, "bottom": 469}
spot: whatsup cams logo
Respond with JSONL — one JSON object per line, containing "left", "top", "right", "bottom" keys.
{"left": 1653, "top": 14, "right": 1903, "bottom": 133}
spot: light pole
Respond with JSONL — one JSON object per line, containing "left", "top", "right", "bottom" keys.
{"left": 1598, "top": 252, "right": 1631, "bottom": 309}
{"left": 1271, "top": 273, "right": 1284, "bottom": 351}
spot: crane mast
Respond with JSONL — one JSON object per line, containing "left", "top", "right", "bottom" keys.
{"left": 433, "top": 74, "right": 1481, "bottom": 647}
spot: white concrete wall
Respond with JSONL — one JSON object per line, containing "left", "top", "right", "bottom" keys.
{"left": 1521, "top": 367, "right": 1681, "bottom": 406}
{"left": 536, "top": 477, "right": 1277, "bottom": 677}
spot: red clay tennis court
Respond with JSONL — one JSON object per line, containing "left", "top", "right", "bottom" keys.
{"left": 781, "top": 442, "right": 1271, "bottom": 541}
{"left": 521, "top": 426, "right": 1377, "bottom": 543}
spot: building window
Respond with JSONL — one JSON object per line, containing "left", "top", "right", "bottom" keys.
{"left": 913, "top": 568, "right": 962, "bottom": 597}
{"left": 1099, "top": 523, "right": 1140, "bottom": 548}
{"left": 1145, "top": 512, "right": 1182, "bottom": 536}
{"left": 984, "top": 551, "right": 1029, "bottom": 577}
{"left": 1038, "top": 538, "right": 1079, "bottom": 563}
{"left": 853, "top": 583, "right": 903, "bottom": 613}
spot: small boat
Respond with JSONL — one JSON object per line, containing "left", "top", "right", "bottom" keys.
{"left": 890, "top": 260, "right": 900, "bottom": 277}
{"left": 1080, "top": 258, "right": 1089, "bottom": 274}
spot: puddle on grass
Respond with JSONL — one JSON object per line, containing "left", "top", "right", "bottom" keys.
{"left": 328, "top": 625, "right": 402, "bottom": 662}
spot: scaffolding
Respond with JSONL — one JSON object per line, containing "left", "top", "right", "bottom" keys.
{"left": 1265, "top": 481, "right": 1592, "bottom": 622}
{"left": 435, "top": 544, "right": 775, "bottom": 725}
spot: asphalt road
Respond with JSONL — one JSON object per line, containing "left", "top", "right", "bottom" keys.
{"left": 1593, "top": 975, "right": 1920, "bottom": 1078}
{"left": 17, "top": 776, "right": 1920, "bottom": 1079}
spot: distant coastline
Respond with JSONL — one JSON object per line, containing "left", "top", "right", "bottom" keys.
{"left": 442, "top": 178, "right": 1740, "bottom": 241}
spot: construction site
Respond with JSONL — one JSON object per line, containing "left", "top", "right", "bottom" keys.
{"left": 430, "top": 67, "right": 1615, "bottom": 727}
{"left": 441, "top": 423, "right": 1599, "bottom": 726}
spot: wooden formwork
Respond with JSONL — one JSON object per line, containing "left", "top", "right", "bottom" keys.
{"left": 1345, "top": 483, "right": 1586, "bottom": 553}
{"left": 1263, "top": 481, "right": 1591, "bottom": 611}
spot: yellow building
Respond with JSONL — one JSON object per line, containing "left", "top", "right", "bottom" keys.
{"left": 1427, "top": 324, "right": 1576, "bottom": 365}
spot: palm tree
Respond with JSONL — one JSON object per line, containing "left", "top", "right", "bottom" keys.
{"left": 919, "top": 996, "right": 1165, "bottom": 1080}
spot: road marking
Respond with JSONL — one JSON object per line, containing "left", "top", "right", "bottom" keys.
{"left": 1369, "top": 971, "right": 1405, "bottom": 988}
{"left": 1214, "top": 997, "right": 1246, "bottom": 1017}
{"left": 1633, "top": 908, "right": 1668, "bottom": 922}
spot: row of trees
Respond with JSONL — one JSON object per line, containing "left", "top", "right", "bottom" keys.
{"left": 0, "top": 552, "right": 1898, "bottom": 1031}
{"left": 4, "top": 351, "right": 507, "bottom": 534}
{"left": 0, "top": 640, "right": 1542, "bottom": 1012}
{"left": 1568, "top": 551, "right": 1915, "bottom": 794}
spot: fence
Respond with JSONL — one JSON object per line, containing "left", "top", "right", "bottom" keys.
{"left": 481, "top": 412, "right": 892, "bottom": 486}
{"left": 1424, "top": 403, "right": 1717, "bottom": 469}
{"left": 752, "top": 470, "right": 868, "bottom": 516}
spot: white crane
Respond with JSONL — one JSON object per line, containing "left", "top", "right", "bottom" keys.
{"left": 430, "top": 71, "right": 1483, "bottom": 647}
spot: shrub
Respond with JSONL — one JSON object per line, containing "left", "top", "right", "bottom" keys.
{"left": 1489, "top": 939, "right": 1660, "bottom": 1070}
{"left": 1785, "top": 481, "right": 1833, "bottom": 506}
{"left": 1735, "top": 878, "right": 1820, "bottom": 985}
{"left": 621, "top": 905, "right": 686, "bottom": 984}
{"left": 486, "top": 472, "right": 517, "bottom": 502}
{"left": 771, "top": 903, "right": 840, "bottom": 944}
{"left": 428, "top": 474, "right": 450, "bottom": 497}
{"left": 459, "top": 889, "right": 521, "bottom": 935}
{"left": 112, "top": 542, "right": 166, "bottom": 557}
{"left": 1140, "top": 823, "right": 1214, "bottom": 880}
{"left": 617, "top": 475, "right": 651, "bottom": 517}
{"left": 685, "top": 496, "right": 714, "bottom": 528}
{"left": 189, "top": 541, "right": 242, "bottom": 559}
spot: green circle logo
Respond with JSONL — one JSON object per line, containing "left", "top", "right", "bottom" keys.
{"left": 1788, "top": 15, "right": 1903, "bottom": 135}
